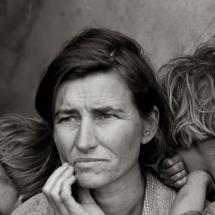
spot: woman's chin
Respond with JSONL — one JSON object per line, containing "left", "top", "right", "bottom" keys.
{"left": 76, "top": 173, "right": 109, "bottom": 189}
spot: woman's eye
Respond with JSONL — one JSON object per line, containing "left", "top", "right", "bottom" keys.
{"left": 96, "top": 113, "right": 118, "bottom": 120}
{"left": 58, "top": 116, "right": 78, "bottom": 123}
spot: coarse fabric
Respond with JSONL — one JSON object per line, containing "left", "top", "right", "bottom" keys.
{"left": 11, "top": 169, "right": 215, "bottom": 215}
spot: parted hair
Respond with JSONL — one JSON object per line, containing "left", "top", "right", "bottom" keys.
{"left": 160, "top": 42, "right": 215, "bottom": 149}
{"left": 35, "top": 27, "right": 174, "bottom": 164}
{"left": 0, "top": 114, "right": 60, "bottom": 201}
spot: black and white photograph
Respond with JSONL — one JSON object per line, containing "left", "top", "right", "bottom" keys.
{"left": 1, "top": 1, "right": 215, "bottom": 214}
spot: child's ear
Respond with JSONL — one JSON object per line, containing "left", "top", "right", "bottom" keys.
{"left": 141, "top": 106, "right": 159, "bottom": 145}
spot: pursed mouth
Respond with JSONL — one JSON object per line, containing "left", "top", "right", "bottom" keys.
{"left": 74, "top": 158, "right": 108, "bottom": 164}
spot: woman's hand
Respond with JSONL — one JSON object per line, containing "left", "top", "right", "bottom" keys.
{"left": 42, "top": 162, "right": 105, "bottom": 215}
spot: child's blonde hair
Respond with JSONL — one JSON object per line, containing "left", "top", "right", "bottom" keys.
{"left": 160, "top": 43, "right": 215, "bottom": 148}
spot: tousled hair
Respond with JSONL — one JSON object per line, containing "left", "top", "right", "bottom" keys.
{"left": 0, "top": 114, "right": 60, "bottom": 201}
{"left": 160, "top": 42, "right": 215, "bottom": 149}
{"left": 35, "top": 27, "right": 174, "bottom": 164}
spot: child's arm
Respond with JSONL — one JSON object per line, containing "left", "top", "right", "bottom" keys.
{"left": 195, "top": 139, "right": 215, "bottom": 181}
{"left": 169, "top": 170, "right": 213, "bottom": 215}
{"left": 179, "top": 145, "right": 208, "bottom": 173}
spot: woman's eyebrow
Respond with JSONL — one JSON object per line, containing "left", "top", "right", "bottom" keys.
{"left": 54, "top": 106, "right": 125, "bottom": 118}
{"left": 54, "top": 109, "right": 78, "bottom": 118}
{"left": 92, "top": 106, "right": 124, "bottom": 113}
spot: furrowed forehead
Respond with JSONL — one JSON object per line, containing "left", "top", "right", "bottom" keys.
{"left": 54, "top": 71, "right": 134, "bottom": 113}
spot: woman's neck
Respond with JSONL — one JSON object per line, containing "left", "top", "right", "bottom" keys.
{"left": 92, "top": 164, "right": 145, "bottom": 215}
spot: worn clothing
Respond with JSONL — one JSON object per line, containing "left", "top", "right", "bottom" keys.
{"left": 11, "top": 170, "right": 215, "bottom": 215}
{"left": 181, "top": 203, "right": 215, "bottom": 215}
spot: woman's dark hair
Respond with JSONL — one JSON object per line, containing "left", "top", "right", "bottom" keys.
{"left": 0, "top": 114, "right": 60, "bottom": 201}
{"left": 35, "top": 27, "right": 174, "bottom": 164}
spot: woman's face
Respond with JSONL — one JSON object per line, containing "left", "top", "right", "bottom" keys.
{"left": 0, "top": 165, "right": 20, "bottom": 215}
{"left": 53, "top": 71, "right": 157, "bottom": 189}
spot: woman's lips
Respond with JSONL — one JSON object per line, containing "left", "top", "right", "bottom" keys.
{"left": 74, "top": 157, "right": 108, "bottom": 163}
{"left": 74, "top": 158, "right": 108, "bottom": 168}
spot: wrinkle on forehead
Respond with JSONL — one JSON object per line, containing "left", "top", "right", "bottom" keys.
{"left": 55, "top": 72, "right": 134, "bottom": 112}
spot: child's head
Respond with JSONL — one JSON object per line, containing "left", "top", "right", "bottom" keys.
{"left": 0, "top": 114, "right": 60, "bottom": 209}
{"left": 159, "top": 43, "right": 215, "bottom": 148}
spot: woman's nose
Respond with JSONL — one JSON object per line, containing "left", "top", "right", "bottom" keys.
{"left": 75, "top": 118, "right": 98, "bottom": 152}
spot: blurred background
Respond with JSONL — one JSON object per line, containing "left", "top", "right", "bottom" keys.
{"left": 1, "top": 0, "right": 215, "bottom": 116}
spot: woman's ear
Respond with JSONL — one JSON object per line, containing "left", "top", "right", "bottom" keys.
{"left": 141, "top": 106, "right": 159, "bottom": 145}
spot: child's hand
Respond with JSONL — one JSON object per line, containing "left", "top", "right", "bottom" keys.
{"left": 158, "top": 155, "right": 188, "bottom": 189}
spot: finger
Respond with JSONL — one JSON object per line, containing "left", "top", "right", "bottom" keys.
{"left": 159, "top": 155, "right": 183, "bottom": 169}
{"left": 49, "top": 167, "right": 74, "bottom": 213}
{"left": 43, "top": 166, "right": 74, "bottom": 215}
{"left": 44, "top": 182, "right": 68, "bottom": 215}
{"left": 51, "top": 166, "right": 74, "bottom": 195}
{"left": 44, "top": 163, "right": 70, "bottom": 191}
{"left": 43, "top": 164, "right": 74, "bottom": 199}
{"left": 159, "top": 161, "right": 186, "bottom": 177}
{"left": 61, "top": 175, "right": 76, "bottom": 200}
{"left": 43, "top": 164, "right": 70, "bottom": 214}
{"left": 170, "top": 176, "right": 188, "bottom": 189}
{"left": 61, "top": 175, "right": 87, "bottom": 214}
{"left": 162, "top": 170, "right": 187, "bottom": 185}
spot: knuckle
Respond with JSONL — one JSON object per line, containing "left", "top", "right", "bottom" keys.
{"left": 42, "top": 186, "right": 49, "bottom": 194}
